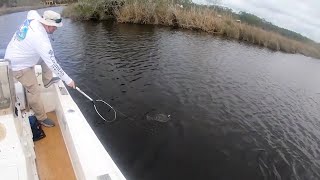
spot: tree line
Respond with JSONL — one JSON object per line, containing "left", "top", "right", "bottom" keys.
{"left": 207, "top": 5, "right": 316, "bottom": 44}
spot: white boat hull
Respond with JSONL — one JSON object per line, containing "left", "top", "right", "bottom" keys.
{"left": 0, "top": 61, "right": 126, "bottom": 180}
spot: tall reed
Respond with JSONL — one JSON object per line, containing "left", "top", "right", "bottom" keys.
{"left": 63, "top": 0, "right": 320, "bottom": 59}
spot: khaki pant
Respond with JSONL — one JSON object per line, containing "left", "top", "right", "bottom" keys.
{"left": 13, "top": 60, "right": 53, "bottom": 121}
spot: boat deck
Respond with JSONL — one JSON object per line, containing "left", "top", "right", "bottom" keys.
{"left": 34, "top": 112, "right": 76, "bottom": 180}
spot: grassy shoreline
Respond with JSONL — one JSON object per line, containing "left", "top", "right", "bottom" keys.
{"left": 64, "top": 0, "right": 320, "bottom": 59}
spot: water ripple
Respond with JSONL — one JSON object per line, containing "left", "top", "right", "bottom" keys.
{"left": 2, "top": 10, "right": 320, "bottom": 180}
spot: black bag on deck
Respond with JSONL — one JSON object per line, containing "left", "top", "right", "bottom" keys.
{"left": 28, "top": 116, "right": 46, "bottom": 141}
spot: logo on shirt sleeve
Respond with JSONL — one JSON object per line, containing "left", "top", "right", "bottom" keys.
{"left": 49, "top": 50, "right": 54, "bottom": 56}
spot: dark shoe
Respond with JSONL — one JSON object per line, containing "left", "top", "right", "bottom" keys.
{"left": 44, "top": 77, "right": 60, "bottom": 88}
{"left": 39, "top": 118, "right": 55, "bottom": 127}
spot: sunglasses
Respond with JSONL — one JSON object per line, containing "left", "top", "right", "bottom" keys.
{"left": 53, "top": 18, "right": 62, "bottom": 23}
{"left": 46, "top": 18, "right": 62, "bottom": 23}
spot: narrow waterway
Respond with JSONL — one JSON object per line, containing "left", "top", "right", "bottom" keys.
{"left": 2, "top": 7, "right": 320, "bottom": 180}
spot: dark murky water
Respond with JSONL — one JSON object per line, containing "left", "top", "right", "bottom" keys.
{"left": 2, "top": 7, "right": 320, "bottom": 180}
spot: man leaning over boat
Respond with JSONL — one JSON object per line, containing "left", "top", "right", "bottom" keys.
{"left": 4, "top": 10, "right": 76, "bottom": 127}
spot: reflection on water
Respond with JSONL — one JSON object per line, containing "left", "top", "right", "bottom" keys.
{"left": 2, "top": 7, "right": 320, "bottom": 180}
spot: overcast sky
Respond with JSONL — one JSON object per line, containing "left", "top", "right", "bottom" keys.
{"left": 193, "top": 0, "right": 320, "bottom": 42}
